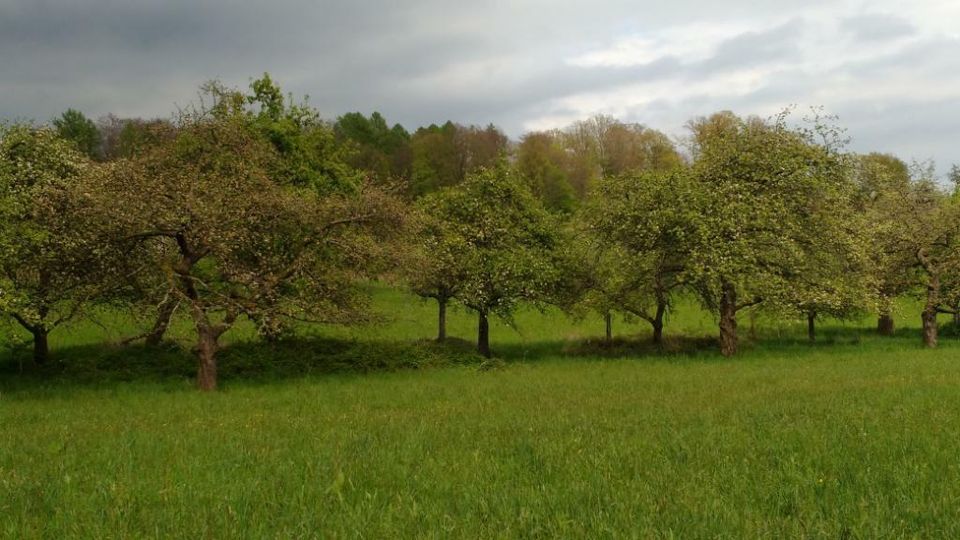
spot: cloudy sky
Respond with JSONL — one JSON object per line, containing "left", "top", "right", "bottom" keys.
{"left": 2, "top": 0, "right": 958, "bottom": 174}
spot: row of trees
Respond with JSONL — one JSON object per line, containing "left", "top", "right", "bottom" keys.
{"left": 409, "top": 110, "right": 960, "bottom": 358}
{"left": 3, "top": 74, "right": 959, "bottom": 390}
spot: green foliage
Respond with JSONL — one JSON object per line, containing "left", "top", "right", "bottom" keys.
{"left": 52, "top": 109, "right": 100, "bottom": 159}
{"left": 687, "top": 113, "right": 847, "bottom": 305}
{"left": 0, "top": 124, "right": 116, "bottom": 360}
{"left": 570, "top": 167, "right": 697, "bottom": 339}
{"left": 409, "top": 122, "right": 508, "bottom": 196}
{"left": 418, "top": 164, "right": 560, "bottom": 321}
{"left": 865, "top": 161, "right": 960, "bottom": 344}
{"left": 516, "top": 132, "right": 577, "bottom": 213}
{"left": 97, "top": 115, "right": 176, "bottom": 160}
{"left": 246, "top": 75, "right": 361, "bottom": 193}
{"left": 334, "top": 111, "right": 411, "bottom": 182}
{"left": 90, "top": 104, "right": 405, "bottom": 388}
{"left": 197, "top": 75, "right": 360, "bottom": 194}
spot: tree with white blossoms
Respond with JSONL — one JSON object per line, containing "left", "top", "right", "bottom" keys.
{"left": 406, "top": 203, "right": 471, "bottom": 343}
{"left": 416, "top": 163, "right": 560, "bottom": 357}
{"left": 0, "top": 124, "right": 119, "bottom": 363}
{"left": 853, "top": 153, "right": 915, "bottom": 336}
{"left": 569, "top": 167, "right": 696, "bottom": 345}
{"left": 684, "top": 110, "right": 856, "bottom": 356}
{"left": 755, "top": 118, "right": 874, "bottom": 342}
{"left": 867, "top": 161, "right": 960, "bottom": 348}
{"left": 90, "top": 104, "right": 404, "bottom": 390}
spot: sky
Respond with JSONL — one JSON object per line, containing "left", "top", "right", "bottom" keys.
{"left": 2, "top": 0, "right": 958, "bottom": 175}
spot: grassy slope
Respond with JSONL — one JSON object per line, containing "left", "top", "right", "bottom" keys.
{"left": 2, "top": 288, "right": 959, "bottom": 537}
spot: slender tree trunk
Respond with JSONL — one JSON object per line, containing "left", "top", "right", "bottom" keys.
{"left": 807, "top": 311, "right": 816, "bottom": 343}
{"left": 196, "top": 326, "right": 219, "bottom": 391}
{"left": 145, "top": 296, "right": 178, "bottom": 347}
{"left": 922, "top": 274, "right": 939, "bottom": 348}
{"left": 437, "top": 297, "right": 447, "bottom": 342}
{"left": 604, "top": 311, "right": 612, "bottom": 344}
{"left": 652, "top": 301, "right": 666, "bottom": 345}
{"left": 718, "top": 281, "right": 738, "bottom": 357}
{"left": 32, "top": 327, "right": 50, "bottom": 365}
{"left": 477, "top": 309, "right": 491, "bottom": 358}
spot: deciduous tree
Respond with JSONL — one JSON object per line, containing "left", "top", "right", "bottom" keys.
{"left": 0, "top": 125, "right": 116, "bottom": 363}
{"left": 573, "top": 168, "right": 696, "bottom": 344}
{"left": 417, "top": 164, "right": 559, "bottom": 356}
{"left": 53, "top": 109, "right": 101, "bottom": 159}
{"left": 685, "top": 110, "right": 852, "bottom": 355}
{"left": 93, "top": 104, "right": 403, "bottom": 390}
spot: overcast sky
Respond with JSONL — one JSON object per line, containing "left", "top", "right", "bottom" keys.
{"left": 2, "top": 0, "right": 958, "bottom": 174}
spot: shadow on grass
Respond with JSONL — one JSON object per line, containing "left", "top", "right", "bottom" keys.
{"left": 491, "top": 335, "right": 719, "bottom": 362}
{"left": 2, "top": 325, "right": 953, "bottom": 393}
{"left": 0, "top": 336, "right": 484, "bottom": 392}
{"left": 493, "top": 324, "right": 954, "bottom": 362}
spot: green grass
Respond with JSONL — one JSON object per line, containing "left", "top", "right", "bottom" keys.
{"left": 2, "top": 287, "right": 960, "bottom": 537}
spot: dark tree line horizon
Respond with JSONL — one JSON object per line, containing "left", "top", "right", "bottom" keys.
{"left": 3, "top": 73, "right": 960, "bottom": 390}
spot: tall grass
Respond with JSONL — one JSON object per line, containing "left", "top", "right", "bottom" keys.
{"left": 1, "top": 287, "right": 958, "bottom": 537}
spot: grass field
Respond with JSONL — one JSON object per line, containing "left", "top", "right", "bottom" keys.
{"left": 2, "top": 288, "right": 960, "bottom": 537}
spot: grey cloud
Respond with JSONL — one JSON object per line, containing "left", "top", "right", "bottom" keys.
{"left": 701, "top": 19, "right": 806, "bottom": 73}
{"left": 842, "top": 13, "right": 916, "bottom": 43}
{"left": 0, "top": 0, "right": 956, "bottom": 173}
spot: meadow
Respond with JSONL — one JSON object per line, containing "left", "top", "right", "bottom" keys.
{"left": 2, "top": 288, "right": 960, "bottom": 538}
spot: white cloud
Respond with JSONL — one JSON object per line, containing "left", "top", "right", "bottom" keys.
{"left": 523, "top": 2, "right": 960, "bottom": 172}
{"left": 1, "top": 0, "right": 959, "bottom": 172}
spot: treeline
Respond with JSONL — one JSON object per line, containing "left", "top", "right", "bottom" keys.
{"left": 2, "top": 74, "right": 959, "bottom": 390}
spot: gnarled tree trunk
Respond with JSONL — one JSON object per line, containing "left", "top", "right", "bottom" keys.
{"left": 718, "top": 281, "right": 738, "bottom": 357}
{"left": 807, "top": 311, "right": 816, "bottom": 343}
{"left": 196, "top": 325, "right": 219, "bottom": 391}
{"left": 145, "top": 296, "right": 178, "bottom": 347}
{"left": 477, "top": 309, "right": 491, "bottom": 358}
{"left": 190, "top": 310, "right": 238, "bottom": 392}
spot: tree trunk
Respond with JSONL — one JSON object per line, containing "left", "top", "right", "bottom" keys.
{"left": 719, "top": 282, "right": 738, "bottom": 357}
{"left": 806, "top": 311, "right": 816, "bottom": 343}
{"left": 196, "top": 326, "right": 219, "bottom": 391}
{"left": 922, "top": 308, "right": 938, "bottom": 348}
{"left": 32, "top": 327, "right": 50, "bottom": 365}
{"left": 477, "top": 309, "right": 491, "bottom": 358}
{"left": 437, "top": 297, "right": 447, "bottom": 342}
{"left": 954, "top": 310, "right": 960, "bottom": 328}
{"left": 922, "top": 274, "right": 939, "bottom": 348}
{"left": 145, "top": 296, "right": 178, "bottom": 347}
{"left": 11, "top": 314, "right": 51, "bottom": 364}
{"left": 604, "top": 311, "right": 612, "bottom": 344}
{"left": 877, "top": 313, "right": 894, "bottom": 336}
{"left": 651, "top": 301, "right": 666, "bottom": 345}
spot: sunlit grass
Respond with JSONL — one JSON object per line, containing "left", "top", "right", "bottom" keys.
{"left": 1, "top": 287, "right": 958, "bottom": 537}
